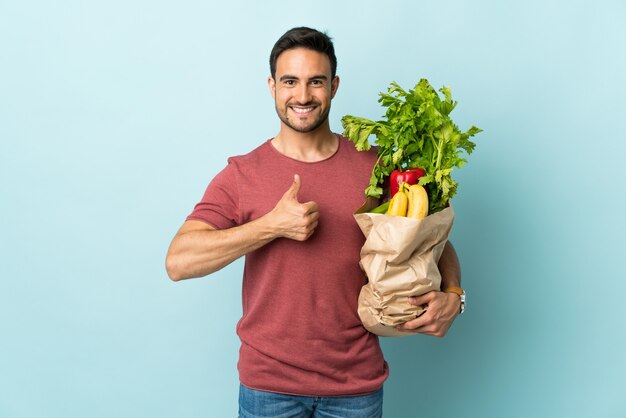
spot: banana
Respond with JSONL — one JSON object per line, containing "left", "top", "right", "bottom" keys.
{"left": 406, "top": 184, "right": 429, "bottom": 219}
{"left": 386, "top": 185, "right": 408, "bottom": 216}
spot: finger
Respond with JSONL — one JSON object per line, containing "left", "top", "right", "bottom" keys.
{"left": 296, "top": 221, "right": 318, "bottom": 241}
{"left": 398, "top": 314, "right": 429, "bottom": 331}
{"left": 408, "top": 290, "right": 436, "bottom": 305}
{"left": 302, "top": 201, "right": 319, "bottom": 215}
{"left": 398, "top": 305, "right": 431, "bottom": 328}
{"left": 308, "top": 211, "right": 320, "bottom": 223}
{"left": 285, "top": 174, "right": 301, "bottom": 201}
{"left": 397, "top": 321, "right": 447, "bottom": 338}
{"left": 396, "top": 319, "right": 440, "bottom": 335}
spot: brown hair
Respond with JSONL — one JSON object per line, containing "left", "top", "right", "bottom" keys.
{"left": 269, "top": 27, "right": 337, "bottom": 79}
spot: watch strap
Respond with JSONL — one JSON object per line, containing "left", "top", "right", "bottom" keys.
{"left": 443, "top": 286, "right": 465, "bottom": 314}
{"left": 443, "top": 286, "right": 464, "bottom": 296}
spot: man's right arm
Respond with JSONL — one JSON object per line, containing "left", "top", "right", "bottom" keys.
{"left": 165, "top": 174, "right": 318, "bottom": 281}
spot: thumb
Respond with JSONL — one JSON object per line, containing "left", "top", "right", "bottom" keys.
{"left": 284, "top": 174, "right": 301, "bottom": 201}
{"left": 409, "top": 291, "right": 434, "bottom": 306}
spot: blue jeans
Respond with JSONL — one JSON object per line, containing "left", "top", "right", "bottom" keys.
{"left": 238, "top": 384, "right": 383, "bottom": 418}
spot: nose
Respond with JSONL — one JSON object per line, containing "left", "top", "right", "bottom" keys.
{"left": 295, "top": 84, "right": 312, "bottom": 104}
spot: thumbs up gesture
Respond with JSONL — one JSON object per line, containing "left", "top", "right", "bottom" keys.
{"left": 269, "top": 174, "right": 320, "bottom": 241}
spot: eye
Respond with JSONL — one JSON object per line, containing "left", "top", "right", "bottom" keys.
{"left": 283, "top": 79, "right": 296, "bottom": 86}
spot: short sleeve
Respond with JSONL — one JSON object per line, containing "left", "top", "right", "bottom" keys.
{"left": 186, "top": 160, "right": 241, "bottom": 229}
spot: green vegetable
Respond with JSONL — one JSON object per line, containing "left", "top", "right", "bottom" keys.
{"left": 342, "top": 79, "right": 482, "bottom": 214}
{"left": 369, "top": 201, "right": 390, "bottom": 214}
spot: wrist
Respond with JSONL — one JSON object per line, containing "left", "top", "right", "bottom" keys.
{"left": 254, "top": 212, "right": 283, "bottom": 241}
{"left": 443, "top": 286, "right": 465, "bottom": 314}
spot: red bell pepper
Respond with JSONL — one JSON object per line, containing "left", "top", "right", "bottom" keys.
{"left": 390, "top": 168, "right": 426, "bottom": 197}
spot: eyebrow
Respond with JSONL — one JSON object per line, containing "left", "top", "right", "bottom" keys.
{"left": 279, "top": 74, "right": 329, "bottom": 82}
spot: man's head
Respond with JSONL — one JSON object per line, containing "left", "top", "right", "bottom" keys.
{"left": 269, "top": 27, "right": 337, "bottom": 80}
{"left": 268, "top": 27, "right": 340, "bottom": 135}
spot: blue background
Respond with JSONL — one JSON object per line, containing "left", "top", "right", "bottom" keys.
{"left": 1, "top": 1, "right": 625, "bottom": 417}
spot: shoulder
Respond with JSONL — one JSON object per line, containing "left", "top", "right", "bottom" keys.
{"left": 227, "top": 140, "right": 272, "bottom": 165}
{"left": 336, "top": 135, "right": 379, "bottom": 163}
{"left": 223, "top": 140, "right": 280, "bottom": 178}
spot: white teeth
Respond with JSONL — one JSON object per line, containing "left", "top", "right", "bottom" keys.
{"left": 292, "top": 107, "right": 314, "bottom": 113}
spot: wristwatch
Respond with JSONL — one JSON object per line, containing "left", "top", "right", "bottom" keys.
{"left": 443, "top": 286, "right": 465, "bottom": 314}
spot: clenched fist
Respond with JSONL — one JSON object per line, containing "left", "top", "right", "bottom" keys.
{"left": 269, "top": 174, "right": 320, "bottom": 241}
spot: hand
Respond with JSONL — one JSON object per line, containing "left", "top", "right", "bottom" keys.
{"left": 269, "top": 174, "right": 320, "bottom": 241}
{"left": 395, "top": 291, "right": 461, "bottom": 337}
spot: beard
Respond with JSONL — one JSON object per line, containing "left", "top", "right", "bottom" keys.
{"left": 275, "top": 101, "right": 331, "bottom": 133}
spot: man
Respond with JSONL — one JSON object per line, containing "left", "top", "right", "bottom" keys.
{"left": 166, "top": 27, "right": 463, "bottom": 417}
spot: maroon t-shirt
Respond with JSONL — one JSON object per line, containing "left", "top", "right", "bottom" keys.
{"left": 187, "top": 135, "right": 389, "bottom": 396}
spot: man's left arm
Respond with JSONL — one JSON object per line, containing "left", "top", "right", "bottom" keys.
{"left": 395, "top": 241, "right": 463, "bottom": 337}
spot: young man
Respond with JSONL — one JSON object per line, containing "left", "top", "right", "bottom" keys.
{"left": 166, "top": 27, "right": 463, "bottom": 417}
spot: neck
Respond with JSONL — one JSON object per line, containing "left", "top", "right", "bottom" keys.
{"left": 271, "top": 124, "right": 338, "bottom": 162}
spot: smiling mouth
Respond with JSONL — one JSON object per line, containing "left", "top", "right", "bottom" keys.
{"left": 289, "top": 105, "right": 317, "bottom": 114}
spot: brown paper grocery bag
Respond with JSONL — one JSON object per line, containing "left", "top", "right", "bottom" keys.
{"left": 354, "top": 205, "right": 454, "bottom": 337}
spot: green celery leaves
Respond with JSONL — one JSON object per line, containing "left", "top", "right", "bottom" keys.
{"left": 342, "top": 78, "right": 483, "bottom": 214}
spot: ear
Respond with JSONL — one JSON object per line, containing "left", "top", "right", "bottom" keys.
{"left": 330, "top": 76, "right": 340, "bottom": 99}
{"left": 268, "top": 76, "right": 276, "bottom": 99}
